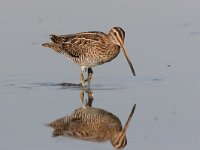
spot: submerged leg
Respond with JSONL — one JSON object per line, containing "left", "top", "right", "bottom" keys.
{"left": 88, "top": 67, "right": 93, "bottom": 86}
{"left": 80, "top": 88, "right": 93, "bottom": 108}
{"left": 80, "top": 87, "right": 86, "bottom": 108}
{"left": 80, "top": 72, "right": 85, "bottom": 87}
{"left": 87, "top": 89, "right": 93, "bottom": 107}
{"left": 80, "top": 66, "right": 87, "bottom": 87}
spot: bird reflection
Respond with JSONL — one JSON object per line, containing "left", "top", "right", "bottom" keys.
{"left": 47, "top": 88, "right": 136, "bottom": 149}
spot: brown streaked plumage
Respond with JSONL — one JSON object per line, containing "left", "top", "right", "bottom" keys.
{"left": 47, "top": 89, "right": 136, "bottom": 149}
{"left": 42, "top": 27, "right": 135, "bottom": 86}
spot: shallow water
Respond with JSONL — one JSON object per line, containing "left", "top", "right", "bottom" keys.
{"left": 1, "top": 0, "right": 200, "bottom": 150}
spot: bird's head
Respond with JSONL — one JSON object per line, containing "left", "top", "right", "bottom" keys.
{"left": 109, "top": 27, "right": 135, "bottom": 76}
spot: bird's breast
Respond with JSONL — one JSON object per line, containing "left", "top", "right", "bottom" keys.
{"left": 78, "top": 44, "right": 120, "bottom": 67}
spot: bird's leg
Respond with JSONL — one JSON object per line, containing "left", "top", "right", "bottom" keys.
{"left": 80, "top": 66, "right": 87, "bottom": 87}
{"left": 80, "top": 72, "right": 85, "bottom": 87}
{"left": 87, "top": 89, "right": 93, "bottom": 107}
{"left": 80, "top": 87, "right": 86, "bottom": 108}
{"left": 87, "top": 67, "right": 93, "bottom": 86}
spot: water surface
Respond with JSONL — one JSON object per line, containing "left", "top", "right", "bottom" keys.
{"left": 0, "top": 0, "right": 200, "bottom": 150}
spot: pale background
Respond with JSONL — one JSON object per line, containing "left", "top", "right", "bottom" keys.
{"left": 0, "top": 0, "right": 200, "bottom": 149}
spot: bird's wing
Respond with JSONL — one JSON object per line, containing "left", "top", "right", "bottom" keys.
{"left": 49, "top": 32, "right": 109, "bottom": 57}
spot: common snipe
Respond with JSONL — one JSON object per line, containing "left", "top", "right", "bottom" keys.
{"left": 47, "top": 89, "right": 136, "bottom": 149}
{"left": 42, "top": 27, "right": 135, "bottom": 86}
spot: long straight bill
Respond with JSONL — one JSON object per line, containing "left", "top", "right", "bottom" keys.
{"left": 121, "top": 43, "right": 136, "bottom": 76}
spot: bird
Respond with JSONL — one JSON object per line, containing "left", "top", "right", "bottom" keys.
{"left": 42, "top": 27, "right": 135, "bottom": 87}
{"left": 47, "top": 103, "right": 136, "bottom": 149}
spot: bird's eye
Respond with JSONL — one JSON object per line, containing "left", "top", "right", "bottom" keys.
{"left": 114, "top": 32, "right": 117, "bottom": 36}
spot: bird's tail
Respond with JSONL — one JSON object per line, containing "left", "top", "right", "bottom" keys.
{"left": 42, "top": 42, "right": 63, "bottom": 53}
{"left": 42, "top": 34, "right": 64, "bottom": 53}
{"left": 50, "top": 34, "right": 60, "bottom": 43}
{"left": 42, "top": 34, "right": 59, "bottom": 47}
{"left": 42, "top": 43, "right": 51, "bottom": 47}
